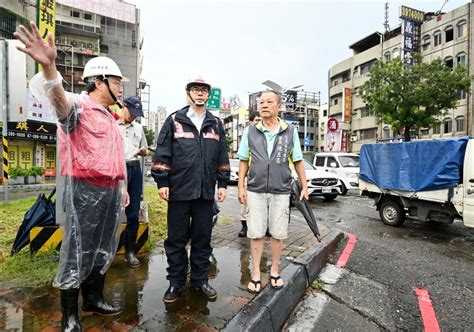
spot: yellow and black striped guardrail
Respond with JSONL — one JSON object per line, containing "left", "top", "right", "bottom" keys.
{"left": 2, "top": 137, "right": 8, "bottom": 183}
{"left": 30, "top": 222, "right": 149, "bottom": 254}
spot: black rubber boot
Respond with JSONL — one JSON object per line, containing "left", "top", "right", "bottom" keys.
{"left": 60, "top": 289, "right": 82, "bottom": 332}
{"left": 81, "top": 269, "right": 122, "bottom": 316}
{"left": 238, "top": 220, "right": 247, "bottom": 237}
{"left": 124, "top": 227, "right": 141, "bottom": 267}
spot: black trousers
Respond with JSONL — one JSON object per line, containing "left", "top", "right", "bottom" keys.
{"left": 125, "top": 163, "right": 143, "bottom": 233}
{"left": 165, "top": 198, "right": 213, "bottom": 288}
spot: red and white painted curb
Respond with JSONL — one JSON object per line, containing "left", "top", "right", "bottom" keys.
{"left": 336, "top": 233, "right": 357, "bottom": 268}
{"left": 414, "top": 288, "right": 441, "bottom": 332}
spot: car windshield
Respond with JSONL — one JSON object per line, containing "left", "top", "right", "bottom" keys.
{"left": 303, "top": 160, "right": 315, "bottom": 170}
{"left": 230, "top": 159, "right": 240, "bottom": 167}
{"left": 339, "top": 156, "right": 359, "bottom": 167}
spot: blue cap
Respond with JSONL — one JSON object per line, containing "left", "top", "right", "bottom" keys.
{"left": 123, "top": 96, "right": 144, "bottom": 117}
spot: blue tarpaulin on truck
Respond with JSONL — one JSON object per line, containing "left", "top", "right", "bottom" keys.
{"left": 360, "top": 137, "right": 471, "bottom": 192}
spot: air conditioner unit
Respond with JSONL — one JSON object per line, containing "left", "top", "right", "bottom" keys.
{"left": 350, "top": 136, "right": 358, "bottom": 142}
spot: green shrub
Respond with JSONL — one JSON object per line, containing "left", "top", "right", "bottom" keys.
{"left": 31, "top": 166, "right": 45, "bottom": 176}
{"left": 9, "top": 167, "right": 27, "bottom": 179}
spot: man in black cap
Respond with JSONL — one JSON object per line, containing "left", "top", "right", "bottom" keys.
{"left": 118, "top": 96, "right": 148, "bottom": 266}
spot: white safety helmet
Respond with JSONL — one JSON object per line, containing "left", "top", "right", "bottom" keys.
{"left": 82, "top": 56, "right": 128, "bottom": 81}
{"left": 185, "top": 75, "right": 211, "bottom": 92}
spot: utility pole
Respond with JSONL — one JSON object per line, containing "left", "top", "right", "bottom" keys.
{"left": 1, "top": 41, "right": 8, "bottom": 203}
{"left": 303, "top": 104, "right": 308, "bottom": 152}
{"left": 71, "top": 45, "right": 74, "bottom": 92}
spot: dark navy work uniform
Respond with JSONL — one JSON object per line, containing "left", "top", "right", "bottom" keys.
{"left": 151, "top": 106, "right": 230, "bottom": 288}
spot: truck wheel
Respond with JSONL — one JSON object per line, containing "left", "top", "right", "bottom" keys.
{"left": 323, "top": 194, "right": 337, "bottom": 202}
{"left": 379, "top": 198, "right": 406, "bottom": 226}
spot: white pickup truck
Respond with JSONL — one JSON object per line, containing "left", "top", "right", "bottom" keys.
{"left": 359, "top": 138, "right": 474, "bottom": 228}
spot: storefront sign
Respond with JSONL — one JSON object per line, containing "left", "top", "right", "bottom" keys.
{"left": 7, "top": 121, "right": 56, "bottom": 143}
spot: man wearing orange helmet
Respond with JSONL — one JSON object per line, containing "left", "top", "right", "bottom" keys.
{"left": 151, "top": 76, "right": 230, "bottom": 304}
{"left": 15, "top": 22, "right": 128, "bottom": 331}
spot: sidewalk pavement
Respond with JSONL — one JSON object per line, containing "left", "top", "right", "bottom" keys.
{"left": 0, "top": 200, "right": 343, "bottom": 331}
{"left": 137, "top": 211, "right": 344, "bottom": 331}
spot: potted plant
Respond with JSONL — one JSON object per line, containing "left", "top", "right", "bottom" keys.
{"left": 9, "top": 167, "right": 27, "bottom": 185}
{"left": 31, "top": 166, "right": 45, "bottom": 184}
{"left": 24, "top": 168, "right": 37, "bottom": 184}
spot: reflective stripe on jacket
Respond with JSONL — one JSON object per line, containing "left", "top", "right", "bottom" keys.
{"left": 151, "top": 106, "right": 230, "bottom": 201}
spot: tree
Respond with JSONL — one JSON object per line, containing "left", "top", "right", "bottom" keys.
{"left": 359, "top": 54, "right": 471, "bottom": 141}
{"left": 143, "top": 127, "right": 155, "bottom": 146}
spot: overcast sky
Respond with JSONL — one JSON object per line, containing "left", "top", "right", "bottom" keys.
{"left": 128, "top": 0, "right": 465, "bottom": 113}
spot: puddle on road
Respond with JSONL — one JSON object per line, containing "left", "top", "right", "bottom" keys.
{"left": 0, "top": 247, "right": 266, "bottom": 331}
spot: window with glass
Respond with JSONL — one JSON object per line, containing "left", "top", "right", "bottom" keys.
{"left": 361, "top": 107, "right": 372, "bottom": 118}
{"left": 384, "top": 52, "right": 391, "bottom": 61}
{"left": 445, "top": 26, "right": 453, "bottom": 42}
{"left": 457, "top": 20, "right": 466, "bottom": 38}
{"left": 443, "top": 118, "right": 452, "bottom": 133}
{"left": 327, "top": 157, "right": 338, "bottom": 167}
{"left": 339, "top": 156, "right": 359, "bottom": 167}
{"left": 360, "top": 128, "right": 377, "bottom": 140}
{"left": 422, "top": 35, "right": 430, "bottom": 51}
{"left": 444, "top": 56, "right": 453, "bottom": 68}
{"left": 392, "top": 48, "right": 400, "bottom": 58}
{"left": 458, "top": 88, "right": 467, "bottom": 100}
{"left": 315, "top": 157, "right": 325, "bottom": 167}
{"left": 433, "top": 31, "right": 442, "bottom": 46}
{"left": 420, "top": 128, "right": 429, "bottom": 136}
{"left": 383, "top": 126, "right": 390, "bottom": 139}
{"left": 433, "top": 121, "right": 441, "bottom": 134}
{"left": 457, "top": 52, "right": 467, "bottom": 67}
{"left": 456, "top": 116, "right": 465, "bottom": 132}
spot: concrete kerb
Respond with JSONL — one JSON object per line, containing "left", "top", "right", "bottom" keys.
{"left": 294, "top": 230, "right": 345, "bottom": 281}
{"left": 222, "top": 230, "right": 344, "bottom": 332}
{"left": 0, "top": 183, "right": 55, "bottom": 193}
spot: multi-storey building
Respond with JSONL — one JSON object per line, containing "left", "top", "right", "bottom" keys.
{"left": 328, "top": 3, "right": 472, "bottom": 152}
{"left": 55, "top": 0, "right": 141, "bottom": 96}
{"left": 318, "top": 103, "right": 329, "bottom": 152}
{"left": 0, "top": 0, "right": 142, "bottom": 176}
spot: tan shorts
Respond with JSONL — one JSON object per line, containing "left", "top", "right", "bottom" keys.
{"left": 246, "top": 191, "right": 290, "bottom": 239}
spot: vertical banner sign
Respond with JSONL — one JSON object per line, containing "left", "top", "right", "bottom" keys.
{"left": 341, "top": 131, "right": 348, "bottom": 152}
{"left": 2, "top": 137, "right": 8, "bottom": 183}
{"left": 343, "top": 87, "right": 352, "bottom": 122}
{"left": 400, "top": 6, "right": 424, "bottom": 66}
{"left": 37, "top": 0, "right": 56, "bottom": 72}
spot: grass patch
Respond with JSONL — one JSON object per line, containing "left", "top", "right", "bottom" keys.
{"left": 311, "top": 279, "right": 324, "bottom": 290}
{"left": 144, "top": 185, "right": 168, "bottom": 248}
{"left": 0, "top": 186, "right": 168, "bottom": 291}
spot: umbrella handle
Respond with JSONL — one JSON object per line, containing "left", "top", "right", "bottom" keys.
{"left": 47, "top": 187, "right": 56, "bottom": 200}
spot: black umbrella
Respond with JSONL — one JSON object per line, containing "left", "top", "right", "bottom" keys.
{"left": 211, "top": 200, "right": 220, "bottom": 227}
{"left": 290, "top": 180, "right": 321, "bottom": 242}
{"left": 11, "top": 188, "right": 56, "bottom": 255}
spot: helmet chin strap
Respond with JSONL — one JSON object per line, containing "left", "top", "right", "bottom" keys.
{"left": 102, "top": 76, "right": 123, "bottom": 108}
{"left": 187, "top": 91, "right": 207, "bottom": 107}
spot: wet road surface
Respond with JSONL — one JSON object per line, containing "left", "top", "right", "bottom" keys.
{"left": 286, "top": 192, "right": 474, "bottom": 331}
{"left": 0, "top": 185, "right": 326, "bottom": 331}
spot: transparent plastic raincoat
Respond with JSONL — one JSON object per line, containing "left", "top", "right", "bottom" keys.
{"left": 30, "top": 72, "right": 126, "bottom": 290}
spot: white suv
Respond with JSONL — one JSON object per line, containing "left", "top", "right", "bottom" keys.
{"left": 312, "top": 152, "right": 359, "bottom": 195}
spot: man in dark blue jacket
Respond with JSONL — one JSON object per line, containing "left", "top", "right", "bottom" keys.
{"left": 151, "top": 76, "right": 230, "bottom": 304}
